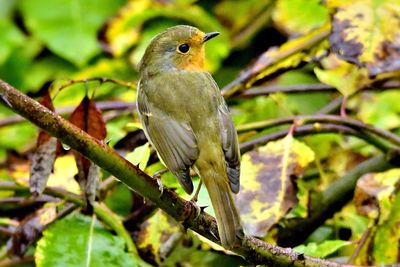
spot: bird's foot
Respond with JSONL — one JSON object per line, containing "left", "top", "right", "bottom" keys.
{"left": 152, "top": 169, "right": 168, "bottom": 197}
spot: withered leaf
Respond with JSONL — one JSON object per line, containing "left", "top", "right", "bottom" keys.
{"left": 29, "top": 90, "right": 58, "bottom": 196}
{"left": 354, "top": 169, "right": 400, "bottom": 265}
{"left": 235, "top": 135, "right": 315, "bottom": 237}
{"left": 354, "top": 168, "right": 400, "bottom": 223}
{"left": 327, "top": 0, "right": 400, "bottom": 76}
{"left": 29, "top": 137, "right": 58, "bottom": 196}
{"left": 69, "top": 95, "right": 107, "bottom": 140}
{"left": 7, "top": 205, "right": 56, "bottom": 257}
{"left": 133, "top": 210, "right": 182, "bottom": 265}
{"left": 69, "top": 96, "right": 107, "bottom": 207}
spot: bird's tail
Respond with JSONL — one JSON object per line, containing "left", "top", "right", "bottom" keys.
{"left": 203, "top": 176, "right": 242, "bottom": 248}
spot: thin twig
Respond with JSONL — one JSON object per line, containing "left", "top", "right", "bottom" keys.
{"left": 237, "top": 115, "right": 400, "bottom": 151}
{"left": 0, "top": 101, "right": 136, "bottom": 127}
{"left": 242, "top": 84, "right": 336, "bottom": 96}
{"left": 55, "top": 77, "right": 136, "bottom": 92}
{"left": 348, "top": 225, "right": 375, "bottom": 264}
{"left": 240, "top": 80, "right": 400, "bottom": 97}
{"left": 222, "top": 24, "right": 330, "bottom": 97}
{"left": 239, "top": 123, "right": 390, "bottom": 153}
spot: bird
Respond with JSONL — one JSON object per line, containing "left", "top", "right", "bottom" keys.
{"left": 137, "top": 25, "right": 242, "bottom": 248}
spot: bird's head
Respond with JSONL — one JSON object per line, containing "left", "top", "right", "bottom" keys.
{"left": 138, "top": 25, "right": 219, "bottom": 76}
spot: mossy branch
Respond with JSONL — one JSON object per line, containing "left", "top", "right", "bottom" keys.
{"left": 0, "top": 79, "right": 346, "bottom": 266}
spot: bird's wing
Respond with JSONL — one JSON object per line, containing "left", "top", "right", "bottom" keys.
{"left": 202, "top": 73, "right": 241, "bottom": 193}
{"left": 217, "top": 100, "right": 241, "bottom": 193}
{"left": 137, "top": 85, "right": 199, "bottom": 194}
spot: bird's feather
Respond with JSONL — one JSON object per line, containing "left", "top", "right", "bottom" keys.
{"left": 138, "top": 84, "right": 199, "bottom": 194}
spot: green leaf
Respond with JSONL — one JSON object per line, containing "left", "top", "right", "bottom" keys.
{"left": 0, "top": 122, "right": 37, "bottom": 151}
{"left": 236, "top": 135, "right": 315, "bottom": 237}
{"left": 293, "top": 240, "right": 351, "bottom": 258}
{"left": 276, "top": 70, "right": 331, "bottom": 114}
{"left": 272, "top": 0, "right": 329, "bottom": 35}
{"left": 0, "top": 19, "right": 26, "bottom": 64}
{"left": 19, "top": 0, "right": 124, "bottom": 67}
{"left": 357, "top": 90, "right": 400, "bottom": 130}
{"left": 0, "top": 0, "right": 18, "bottom": 19}
{"left": 0, "top": 36, "right": 43, "bottom": 91}
{"left": 125, "top": 143, "right": 151, "bottom": 170}
{"left": 327, "top": 0, "right": 400, "bottom": 76}
{"left": 35, "top": 213, "right": 143, "bottom": 267}
{"left": 24, "top": 55, "right": 75, "bottom": 90}
{"left": 104, "top": 183, "right": 133, "bottom": 217}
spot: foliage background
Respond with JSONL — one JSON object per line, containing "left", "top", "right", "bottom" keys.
{"left": 0, "top": 0, "right": 399, "bottom": 266}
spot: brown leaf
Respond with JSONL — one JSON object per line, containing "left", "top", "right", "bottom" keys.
{"left": 69, "top": 95, "right": 107, "bottom": 140}
{"left": 354, "top": 169, "right": 400, "bottom": 222}
{"left": 69, "top": 96, "right": 107, "bottom": 207}
{"left": 7, "top": 206, "right": 56, "bottom": 257}
{"left": 29, "top": 137, "right": 58, "bottom": 196}
{"left": 29, "top": 90, "right": 58, "bottom": 196}
{"left": 236, "top": 136, "right": 315, "bottom": 237}
{"left": 327, "top": 0, "right": 400, "bottom": 76}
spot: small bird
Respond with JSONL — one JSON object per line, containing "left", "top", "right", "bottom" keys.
{"left": 137, "top": 25, "right": 242, "bottom": 248}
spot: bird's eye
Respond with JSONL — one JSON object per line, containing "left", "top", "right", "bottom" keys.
{"left": 178, "top": 43, "right": 190, "bottom": 54}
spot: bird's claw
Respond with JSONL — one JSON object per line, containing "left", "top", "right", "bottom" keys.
{"left": 157, "top": 179, "right": 164, "bottom": 197}
{"left": 190, "top": 199, "right": 201, "bottom": 219}
{"left": 152, "top": 169, "right": 168, "bottom": 197}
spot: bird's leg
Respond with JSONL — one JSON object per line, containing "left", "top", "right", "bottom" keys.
{"left": 152, "top": 168, "right": 168, "bottom": 197}
{"left": 190, "top": 180, "right": 202, "bottom": 202}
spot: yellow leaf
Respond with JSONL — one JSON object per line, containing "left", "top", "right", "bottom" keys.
{"left": 314, "top": 55, "right": 370, "bottom": 96}
{"left": 326, "top": 0, "right": 400, "bottom": 76}
{"left": 236, "top": 136, "right": 315, "bottom": 237}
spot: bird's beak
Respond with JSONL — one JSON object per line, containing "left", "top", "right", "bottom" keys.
{"left": 203, "top": 32, "right": 220, "bottom": 43}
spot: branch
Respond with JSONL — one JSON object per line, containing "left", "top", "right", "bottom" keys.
{"left": 277, "top": 154, "right": 394, "bottom": 247}
{"left": 238, "top": 115, "right": 400, "bottom": 152}
{"left": 239, "top": 123, "right": 390, "bottom": 154}
{"left": 240, "top": 80, "right": 400, "bottom": 97}
{"left": 0, "top": 100, "right": 135, "bottom": 128}
{"left": 221, "top": 24, "right": 330, "bottom": 97}
{"left": 54, "top": 77, "right": 136, "bottom": 92}
{"left": 0, "top": 80, "right": 344, "bottom": 266}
